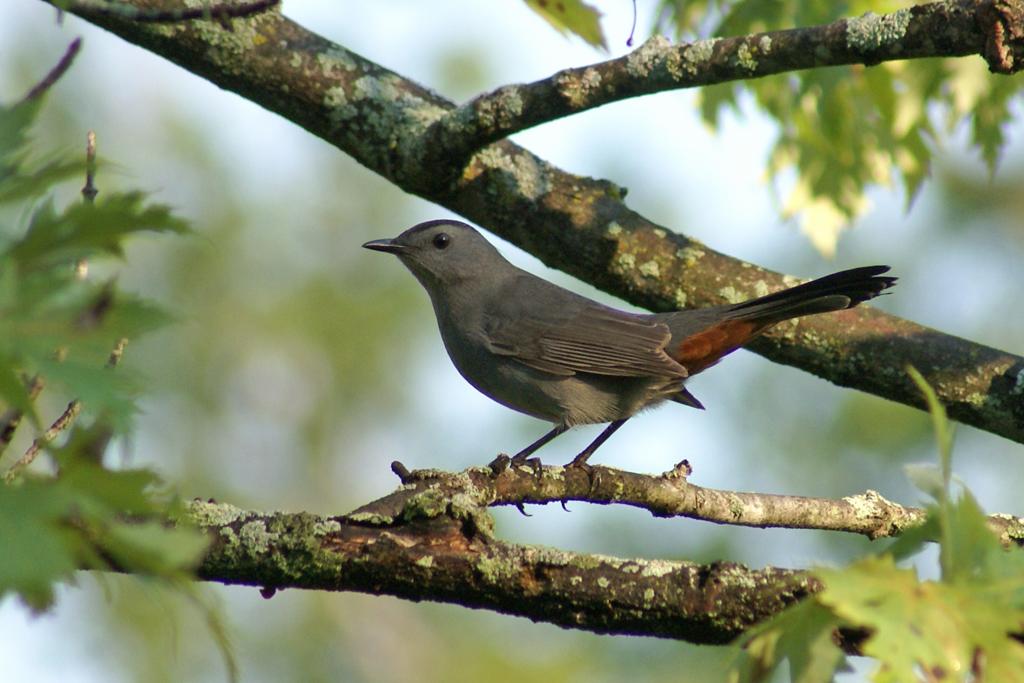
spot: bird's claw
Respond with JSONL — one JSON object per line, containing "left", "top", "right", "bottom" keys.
{"left": 391, "top": 460, "right": 413, "bottom": 484}
{"left": 488, "top": 453, "right": 511, "bottom": 475}
{"left": 565, "top": 456, "right": 597, "bottom": 489}
{"left": 510, "top": 453, "right": 544, "bottom": 478}
{"left": 663, "top": 458, "right": 692, "bottom": 480}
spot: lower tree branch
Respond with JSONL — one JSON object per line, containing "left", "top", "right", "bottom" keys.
{"left": 181, "top": 463, "right": 1022, "bottom": 646}
{"left": 378, "top": 461, "right": 1024, "bottom": 546}
{"left": 190, "top": 497, "right": 815, "bottom": 645}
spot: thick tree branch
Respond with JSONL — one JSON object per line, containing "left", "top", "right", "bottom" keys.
{"left": 422, "top": 1, "right": 1013, "bottom": 174}
{"left": 190, "top": 492, "right": 817, "bottom": 645}
{"left": 186, "top": 462, "right": 1021, "bottom": 645}
{"left": 58, "top": 0, "right": 1024, "bottom": 445}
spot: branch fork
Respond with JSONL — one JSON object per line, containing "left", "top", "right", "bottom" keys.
{"left": 183, "top": 459, "right": 1023, "bottom": 645}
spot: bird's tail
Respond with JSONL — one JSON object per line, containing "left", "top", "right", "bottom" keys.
{"left": 723, "top": 265, "right": 897, "bottom": 324}
{"left": 663, "top": 266, "right": 897, "bottom": 380}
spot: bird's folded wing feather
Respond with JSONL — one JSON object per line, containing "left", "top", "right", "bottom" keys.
{"left": 482, "top": 292, "right": 687, "bottom": 379}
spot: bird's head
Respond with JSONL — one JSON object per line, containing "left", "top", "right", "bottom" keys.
{"left": 363, "top": 219, "right": 511, "bottom": 291}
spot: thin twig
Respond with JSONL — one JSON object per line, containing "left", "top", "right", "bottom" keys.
{"left": 76, "top": 130, "right": 96, "bottom": 279}
{"left": 20, "top": 37, "right": 82, "bottom": 103}
{"left": 106, "top": 338, "right": 127, "bottom": 368}
{"left": 81, "top": 129, "right": 98, "bottom": 203}
{"left": 1, "top": 339, "right": 127, "bottom": 480}
{"left": 626, "top": 0, "right": 637, "bottom": 46}
{"left": 2, "top": 125, "right": 128, "bottom": 480}
{"left": 1, "top": 125, "right": 99, "bottom": 459}
{"left": 2, "top": 338, "right": 128, "bottom": 480}
{"left": 358, "top": 462, "right": 1024, "bottom": 546}
{"left": 0, "top": 376, "right": 45, "bottom": 456}
{"left": 4, "top": 400, "right": 83, "bottom": 482}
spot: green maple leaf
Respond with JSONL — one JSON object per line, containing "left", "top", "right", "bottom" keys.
{"left": 523, "top": 0, "right": 607, "bottom": 49}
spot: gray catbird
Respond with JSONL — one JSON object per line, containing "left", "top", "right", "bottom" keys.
{"left": 364, "top": 219, "right": 896, "bottom": 466}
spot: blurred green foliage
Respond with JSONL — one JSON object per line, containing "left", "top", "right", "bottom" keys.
{"left": 520, "top": 0, "right": 1023, "bottom": 254}
{"left": 728, "top": 371, "right": 1024, "bottom": 683}
{"left": 524, "top": 0, "right": 607, "bottom": 49}
{"left": 0, "top": 96, "right": 208, "bottom": 617}
{"left": 653, "top": 1, "right": 1022, "bottom": 256}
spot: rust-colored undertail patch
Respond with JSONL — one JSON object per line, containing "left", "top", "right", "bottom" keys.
{"left": 671, "top": 320, "right": 764, "bottom": 375}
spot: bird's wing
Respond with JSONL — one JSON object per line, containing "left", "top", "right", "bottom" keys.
{"left": 481, "top": 276, "right": 687, "bottom": 380}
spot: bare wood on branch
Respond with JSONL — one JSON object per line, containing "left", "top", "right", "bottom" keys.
{"left": 383, "top": 461, "right": 1024, "bottom": 546}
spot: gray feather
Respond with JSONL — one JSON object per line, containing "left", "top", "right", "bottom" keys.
{"left": 482, "top": 274, "right": 687, "bottom": 380}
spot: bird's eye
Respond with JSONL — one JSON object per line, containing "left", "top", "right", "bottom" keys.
{"left": 432, "top": 232, "right": 451, "bottom": 250}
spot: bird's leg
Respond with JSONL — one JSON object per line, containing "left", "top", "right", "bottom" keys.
{"left": 503, "top": 423, "right": 569, "bottom": 479}
{"left": 568, "top": 419, "right": 628, "bottom": 469}
{"left": 509, "top": 424, "right": 568, "bottom": 469}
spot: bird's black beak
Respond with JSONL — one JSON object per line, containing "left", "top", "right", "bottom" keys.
{"left": 362, "top": 238, "right": 406, "bottom": 254}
